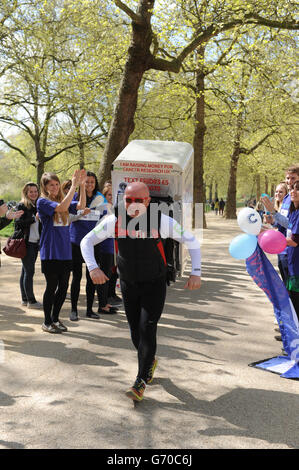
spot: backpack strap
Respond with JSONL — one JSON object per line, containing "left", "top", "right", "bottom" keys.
{"left": 153, "top": 210, "right": 167, "bottom": 266}
{"left": 114, "top": 204, "right": 119, "bottom": 261}
{"left": 114, "top": 205, "right": 167, "bottom": 267}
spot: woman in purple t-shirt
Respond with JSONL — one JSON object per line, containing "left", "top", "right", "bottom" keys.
{"left": 286, "top": 180, "right": 299, "bottom": 321}
{"left": 37, "top": 169, "right": 86, "bottom": 334}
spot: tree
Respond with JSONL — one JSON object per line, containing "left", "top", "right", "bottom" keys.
{"left": 0, "top": 0, "right": 126, "bottom": 181}
{"left": 98, "top": 0, "right": 299, "bottom": 187}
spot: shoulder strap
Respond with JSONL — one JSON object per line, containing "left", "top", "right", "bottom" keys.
{"left": 114, "top": 204, "right": 118, "bottom": 257}
{"left": 154, "top": 210, "right": 166, "bottom": 266}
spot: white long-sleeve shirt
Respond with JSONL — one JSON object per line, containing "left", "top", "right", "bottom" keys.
{"left": 80, "top": 213, "right": 201, "bottom": 277}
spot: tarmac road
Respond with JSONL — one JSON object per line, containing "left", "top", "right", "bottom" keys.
{"left": 0, "top": 211, "right": 298, "bottom": 450}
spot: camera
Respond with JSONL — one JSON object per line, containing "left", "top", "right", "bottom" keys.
{"left": 6, "top": 201, "right": 17, "bottom": 210}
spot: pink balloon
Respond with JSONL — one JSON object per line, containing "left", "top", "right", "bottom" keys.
{"left": 258, "top": 230, "right": 287, "bottom": 254}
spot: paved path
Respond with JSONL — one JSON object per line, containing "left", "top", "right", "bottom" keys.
{"left": 0, "top": 212, "right": 298, "bottom": 449}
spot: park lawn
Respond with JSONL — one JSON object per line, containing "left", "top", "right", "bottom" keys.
{"left": 0, "top": 222, "right": 14, "bottom": 238}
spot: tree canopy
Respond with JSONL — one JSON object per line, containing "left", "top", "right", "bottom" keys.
{"left": 0, "top": 0, "right": 297, "bottom": 215}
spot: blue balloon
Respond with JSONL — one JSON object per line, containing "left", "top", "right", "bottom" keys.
{"left": 229, "top": 233, "right": 257, "bottom": 260}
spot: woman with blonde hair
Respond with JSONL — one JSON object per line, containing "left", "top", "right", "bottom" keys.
{"left": 274, "top": 182, "right": 288, "bottom": 212}
{"left": 37, "top": 169, "right": 87, "bottom": 333}
{"left": 14, "top": 182, "right": 41, "bottom": 308}
{"left": 69, "top": 171, "right": 107, "bottom": 320}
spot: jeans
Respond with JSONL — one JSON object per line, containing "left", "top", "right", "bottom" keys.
{"left": 120, "top": 276, "right": 167, "bottom": 381}
{"left": 20, "top": 242, "right": 39, "bottom": 303}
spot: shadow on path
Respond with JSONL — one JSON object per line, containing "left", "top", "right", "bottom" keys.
{"left": 134, "top": 379, "right": 299, "bottom": 449}
{"left": 4, "top": 339, "right": 118, "bottom": 367}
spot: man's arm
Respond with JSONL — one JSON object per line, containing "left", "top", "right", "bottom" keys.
{"left": 80, "top": 214, "right": 116, "bottom": 284}
{"left": 160, "top": 214, "right": 201, "bottom": 290}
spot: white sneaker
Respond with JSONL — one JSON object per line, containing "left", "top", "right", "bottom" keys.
{"left": 42, "top": 323, "right": 62, "bottom": 334}
{"left": 53, "top": 321, "right": 68, "bottom": 332}
{"left": 28, "top": 301, "right": 43, "bottom": 309}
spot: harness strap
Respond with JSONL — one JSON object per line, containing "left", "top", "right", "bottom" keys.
{"left": 114, "top": 213, "right": 167, "bottom": 266}
{"left": 156, "top": 239, "right": 167, "bottom": 266}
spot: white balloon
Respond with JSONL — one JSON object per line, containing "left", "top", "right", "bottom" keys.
{"left": 237, "top": 207, "right": 262, "bottom": 235}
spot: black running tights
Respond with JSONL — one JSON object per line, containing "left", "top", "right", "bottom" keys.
{"left": 120, "top": 277, "right": 167, "bottom": 382}
{"left": 43, "top": 269, "right": 71, "bottom": 325}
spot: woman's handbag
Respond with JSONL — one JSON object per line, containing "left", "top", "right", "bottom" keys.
{"left": 3, "top": 235, "right": 27, "bottom": 259}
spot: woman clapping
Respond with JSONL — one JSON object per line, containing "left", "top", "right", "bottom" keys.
{"left": 37, "top": 169, "right": 87, "bottom": 334}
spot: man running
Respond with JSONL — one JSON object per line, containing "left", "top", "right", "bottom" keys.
{"left": 80, "top": 182, "right": 201, "bottom": 402}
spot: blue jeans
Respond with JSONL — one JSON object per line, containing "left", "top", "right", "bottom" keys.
{"left": 20, "top": 242, "right": 39, "bottom": 303}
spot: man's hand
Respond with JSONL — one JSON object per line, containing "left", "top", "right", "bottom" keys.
{"left": 89, "top": 267, "right": 109, "bottom": 285}
{"left": 184, "top": 275, "right": 201, "bottom": 290}
{"left": 71, "top": 169, "right": 81, "bottom": 187}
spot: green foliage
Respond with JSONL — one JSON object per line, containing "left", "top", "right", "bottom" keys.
{"left": 0, "top": 220, "right": 13, "bottom": 237}
{"left": 0, "top": 0, "right": 298, "bottom": 200}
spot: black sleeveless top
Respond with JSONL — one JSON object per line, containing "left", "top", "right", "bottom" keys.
{"left": 115, "top": 202, "right": 167, "bottom": 283}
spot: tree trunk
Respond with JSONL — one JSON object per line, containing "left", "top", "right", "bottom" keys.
{"left": 270, "top": 183, "right": 275, "bottom": 197}
{"left": 193, "top": 46, "right": 207, "bottom": 229}
{"left": 256, "top": 174, "right": 261, "bottom": 201}
{"left": 78, "top": 143, "right": 85, "bottom": 169}
{"left": 209, "top": 181, "right": 213, "bottom": 202}
{"left": 225, "top": 154, "right": 239, "bottom": 219}
{"left": 98, "top": 1, "right": 155, "bottom": 188}
{"left": 34, "top": 133, "right": 45, "bottom": 183}
{"left": 265, "top": 175, "right": 269, "bottom": 196}
{"left": 225, "top": 113, "right": 243, "bottom": 219}
{"left": 214, "top": 183, "right": 218, "bottom": 200}
{"left": 36, "top": 158, "right": 45, "bottom": 184}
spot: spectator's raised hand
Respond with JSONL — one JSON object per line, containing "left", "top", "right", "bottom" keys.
{"left": 79, "top": 169, "right": 87, "bottom": 186}
{"left": 6, "top": 209, "right": 24, "bottom": 220}
{"left": 260, "top": 196, "right": 274, "bottom": 213}
{"left": 71, "top": 169, "right": 81, "bottom": 188}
